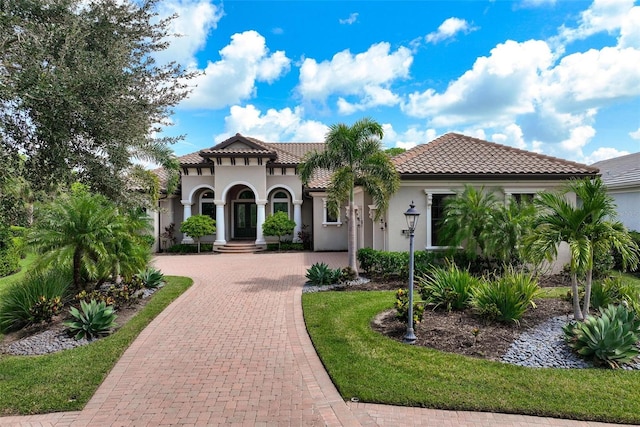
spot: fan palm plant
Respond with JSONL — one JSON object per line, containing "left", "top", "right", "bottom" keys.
{"left": 299, "top": 118, "right": 399, "bottom": 275}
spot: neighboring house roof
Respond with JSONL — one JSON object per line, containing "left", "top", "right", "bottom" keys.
{"left": 392, "top": 133, "right": 599, "bottom": 178}
{"left": 591, "top": 152, "right": 640, "bottom": 189}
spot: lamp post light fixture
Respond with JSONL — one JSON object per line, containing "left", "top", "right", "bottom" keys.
{"left": 403, "top": 201, "right": 420, "bottom": 344}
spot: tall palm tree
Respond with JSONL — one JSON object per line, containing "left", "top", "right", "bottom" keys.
{"left": 525, "top": 177, "right": 639, "bottom": 320}
{"left": 299, "top": 118, "right": 399, "bottom": 275}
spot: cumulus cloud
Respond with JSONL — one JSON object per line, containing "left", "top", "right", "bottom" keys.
{"left": 555, "top": 0, "right": 635, "bottom": 45}
{"left": 153, "top": 0, "right": 224, "bottom": 68}
{"left": 181, "top": 31, "right": 291, "bottom": 110}
{"left": 491, "top": 124, "right": 527, "bottom": 149}
{"left": 215, "top": 105, "right": 329, "bottom": 143}
{"left": 297, "top": 42, "right": 413, "bottom": 111}
{"left": 339, "top": 13, "right": 359, "bottom": 25}
{"left": 518, "top": 0, "right": 556, "bottom": 8}
{"left": 630, "top": 128, "right": 640, "bottom": 139}
{"left": 402, "top": 40, "right": 553, "bottom": 125}
{"left": 586, "top": 146, "right": 630, "bottom": 164}
{"left": 425, "top": 17, "right": 478, "bottom": 44}
{"left": 618, "top": 6, "right": 640, "bottom": 48}
{"left": 381, "top": 124, "right": 437, "bottom": 149}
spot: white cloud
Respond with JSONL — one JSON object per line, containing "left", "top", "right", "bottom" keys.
{"left": 556, "top": 0, "right": 634, "bottom": 45}
{"left": 586, "top": 146, "right": 630, "bottom": 163}
{"left": 518, "top": 0, "right": 556, "bottom": 8}
{"left": 381, "top": 124, "right": 437, "bottom": 149}
{"left": 181, "top": 31, "right": 291, "bottom": 110}
{"left": 542, "top": 47, "right": 640, "bottom": 111}
{"left": 425, "top": 17, "right": 478, "bottom": 44}
{"left": 618, "top": 6, "right": 640, "bottom": 48}
{"left": 491, "top": 124, "right": 527, "bottom": 149}
{"left": 339, "top": 13, "right": 359, "bottom": 25}
{"left": 337, "top": 87, "right": 400, "bottom": 115}
{"left": 153, "top": 0, "right": 224, "bottom": 68}
{"left": 297, "top": 42, "right": 413, "bottom": 111}
{"left": 402, "top": 40, "right": 553, "bottom": 125}
{"left": 630, "top": 127, "right": 640, "bottom": 139}
{"left": 216, "top": 105, "right": 329, "bottom": 143}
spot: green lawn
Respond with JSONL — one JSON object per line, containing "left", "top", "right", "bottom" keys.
{"left": 0, "top": 276, "right": 192, "bottom": 416}
{"left": 0, "top": 253, "right": 37, "bottom": 295}
{"left": 303, "top": 290, "right": 640, "bottom": 424}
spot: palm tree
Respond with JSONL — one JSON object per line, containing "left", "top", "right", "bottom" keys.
{"left": 525, "top": 177, "right": 639, "bottom": 320}
{"left": 299, "top": 118, "right": 399, "bottom": 275}
{"left": 440, "top": 185, "right": 499, "bottom": 258}
{"left": 29, "top": 184, "right": 152, "bottom": 291}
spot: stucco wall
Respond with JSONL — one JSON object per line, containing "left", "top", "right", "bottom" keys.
{"left": 310, "top": 192, "right": 348, "bottom": 251}
{"left": 609, "top": 189, "right": 640, "bottom": 232}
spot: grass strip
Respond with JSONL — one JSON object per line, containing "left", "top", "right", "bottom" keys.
{"left": 0, "top": 275, "right": 192, "bottom": 416}
{"left": 0, "top": 253, "right": 37, "bottom": 296}
{"left": 303, "top": 290, "right": 640, "bottom": 424}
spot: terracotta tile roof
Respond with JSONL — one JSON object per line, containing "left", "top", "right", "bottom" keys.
{"left": 178, "top": 152, "right": 209, "bottom": 166}
{"left": 392, "top": 133, "right": 598, "bottom": 177}
{"left": 591, "top": 152, "right": 640, "bottom": 188}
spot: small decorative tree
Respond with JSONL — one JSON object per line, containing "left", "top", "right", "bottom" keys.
{"left": 180, "top": 215, "right": 216, "bottom": 253}
{"left": 262, "top": 212, "right": 296, "bottom": 251}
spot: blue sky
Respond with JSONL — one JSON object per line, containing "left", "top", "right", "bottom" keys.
{"left": 154, "top": 0, "right": 640, "bottom": 165}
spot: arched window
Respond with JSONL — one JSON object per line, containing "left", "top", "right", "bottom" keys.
{"left": 238, "top": 190, "right": 254, "bottom": 200}
{"left": 271, "top": 190, "right": 290, "bottom": 217}
{"left": 200, "top": 191, "right": 216, "bottom": 219}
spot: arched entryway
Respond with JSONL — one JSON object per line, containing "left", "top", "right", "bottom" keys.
{"left": 232, "top": 187, "right": 257, "bottom": 240}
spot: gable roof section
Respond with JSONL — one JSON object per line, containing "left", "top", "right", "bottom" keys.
{"left": 591, "top": 152, "right": 640, "bottom": 189}
{"left": 392, "top": 133, "right": 598, "bottom": 178}
{"left": 199, "top": 134, "right": 276, "bottom": 161}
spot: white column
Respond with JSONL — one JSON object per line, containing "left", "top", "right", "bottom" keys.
{"left": 293, "top": 200, "right": 303, "bottom": 242}
{"left": 255, "top": 200, "right": 267, "bottom": 245}
{"left": 425, "top": 192, "right": 433, "bottom": 248}
{"left": 181, "top": 200, "right": 194, "bottom": 243}
{"left": 214, "top": 202, "right": 226, "bottom": 245}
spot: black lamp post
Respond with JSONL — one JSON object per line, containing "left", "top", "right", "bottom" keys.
{"left": 403, "top": 201, "right": 420, "bottom": 344}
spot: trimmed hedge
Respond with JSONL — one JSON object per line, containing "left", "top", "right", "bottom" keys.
{"left": 0, "top": 224, "right": 20, "bottom": 277}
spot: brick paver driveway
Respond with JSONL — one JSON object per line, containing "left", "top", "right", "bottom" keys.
{"left": 0, "top": 252, "right": 626, "bottom": 426}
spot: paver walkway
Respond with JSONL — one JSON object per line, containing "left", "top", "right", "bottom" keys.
{"left": 0, "top": 252, "right": 630, "bottom": 426}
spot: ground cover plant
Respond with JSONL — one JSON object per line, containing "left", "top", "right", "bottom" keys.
{"left": 0, "top": 275, "right": 192, "bottom": 415}
{"left": 303, "top": 290, "right": 640, "bottom": 424}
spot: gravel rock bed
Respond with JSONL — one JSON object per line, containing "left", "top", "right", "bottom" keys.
{"left": 302, "top": 277, "right": 371, "bottom": 293}
{"left": 2, "top": 327, "right": 91, "bottom": 355}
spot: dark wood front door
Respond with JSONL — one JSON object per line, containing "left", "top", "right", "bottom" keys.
{"left": 234, "top": 203, "right": 257, "bottom": 239}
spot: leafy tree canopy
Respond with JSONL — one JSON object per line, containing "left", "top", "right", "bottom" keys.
{"left": 263, "top": 211, "right": 296, "bottom": 249}
{"left": 0, "top": 0, "right": 193, "bottom": 208}
{"left": 180, "top": 215, "right": 215, "bottom": 253}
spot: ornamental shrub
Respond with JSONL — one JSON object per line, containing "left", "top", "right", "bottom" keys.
{"left": 64, "top": 299, "right": 118, "bottom": 340}
{"left": 180, "top": 215, "right": 216, "bottom": 253}
{"left": 563, "top": 304, "right": 640, "bottom": 368}
{"left": 418, "top": 263, "right": 481, "bottom": 311}
{"left": 0, "top": 268, "right": 71, "bottom": 332}
{"left": 590, "top": 276, "right": 640, "bottom": 311}
{"left": 0, "top": 222, "right": 19, "bottom": 277}
{"left": 305, "top": 262, "right": 341, "bottom": 286}
{"left": 471, "top": 270, "right": 540, "bottom": 324}
{"left": 395, "top": 288, "right": 424, "bottom": 325}
{"left": 262, "top": 212, "right": 296, "bottom": 250}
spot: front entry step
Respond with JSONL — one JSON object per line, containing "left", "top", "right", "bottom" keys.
{"left": 214, "top": 241, "right": 265, "bottom": 254}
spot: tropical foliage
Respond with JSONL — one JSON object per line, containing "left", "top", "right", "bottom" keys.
{"left": 563, "top": 304, "right": 640, "bottom": 368}
{"left": 525, "top": 177, "right": 639, "bottom": 320}
{"left": 180, "top": 215, "right": 216, "bottom": 253}
{"left": 28, "top": 184, "right": 153, "bottom": 291}
{"left": 305, "top": 262, "right": 341, "bottom": 286}
{"left": 64, "top": 299, "right": 118, "bottom": 340}
{"left": 1, "top": 0, "right": 190, "bottom": 208}
{"left": 262, "top": 211, "right": 296, "bottom": 250}
{"left": 418, "top": 263, "right": 480, "bottom": 311}
{"left": 299, "top": 118, "right": 399, "bottom": 275}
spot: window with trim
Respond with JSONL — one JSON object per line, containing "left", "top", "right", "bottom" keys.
{"left": 432, "top": 194, "right": 453, "bottom": 247}
{"left": 512, "top": 193, "right": 534, "bottom": 206}
{"left": 238, "top": 190, "right": 254, "bottom": 199}
{"left": 322, "top": 198, "right": 340, "bottom": 225}
{"left": 200, "top": 191, "right": 216, "bottom": 220}
{"left": 271, "top": 191, "right": 290, "bottom": 216}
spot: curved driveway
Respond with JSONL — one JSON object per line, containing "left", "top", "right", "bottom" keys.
{"left": 0, "top": 252, "right": 625, "bottom": 426}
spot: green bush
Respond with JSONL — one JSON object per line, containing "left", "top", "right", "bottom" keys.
{"left": 613, "top": 230, "right": 640, "bottom": 272}
{"left": 135, "top": 267, "right": 165, "bottom": 289}
{"left": 471, "top": 270, "right": 541, "bottom": 324}
{"left": 394, "top": 288, "right": 424, "bottom": 325}
{"left": 165, "top": 244, "right": 199, "bottom": 253}
{"left": 0, "top": 269, "right": 71, "bottom": 332}
{"left": 305, "top": 262, "right": 341, "bottom": 286}
{"left": 75, "top": 280, "right": 144, "bottom": 309}
{"left": 563, "top": 304, "right": 640, "bottom": 368}
{"left": 590, "top": 277, "right": 640, "bottom": 311}
{"left": 9, "top": 226, "right": 27, "bottom": 259}
{"left": 418, "top": 263, "right": 481, "bottom": 311}
{"left": 267, "top": 242, "right": 304, "bottom": 251}
{"left": 64, "top": 299, "right": 118, "bottom": 340}
{"left": 0, "top": 223, "right": 19, "bottom": 277}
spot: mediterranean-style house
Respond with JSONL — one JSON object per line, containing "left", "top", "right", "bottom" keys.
{"left": 152, "top": 132, "right": 598, "bottom": 268}
{"left": 591, "top": 152, "right": 640, "bottom": 233}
